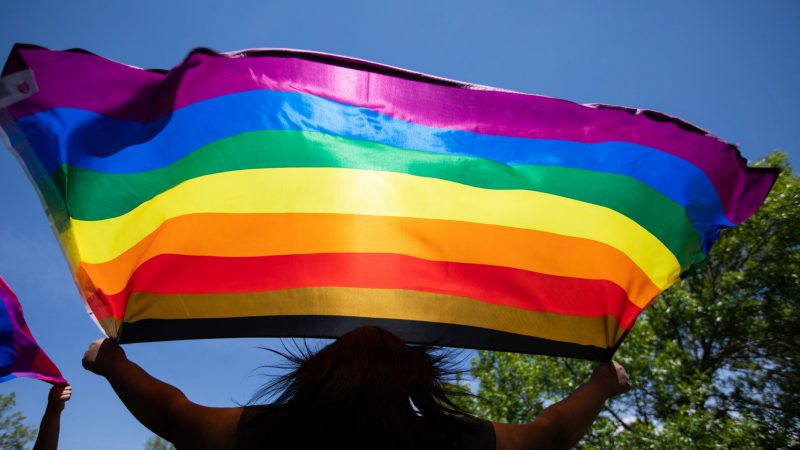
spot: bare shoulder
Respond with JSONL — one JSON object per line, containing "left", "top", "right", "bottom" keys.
{"left": 493, "top": 420, "right": 557, "bottom": 450}
{"left": 172, "top": 405, "right": 244, "bottom": 450}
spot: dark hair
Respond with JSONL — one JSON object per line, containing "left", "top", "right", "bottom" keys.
{"left": 246, "top": 326, "right": 477, "bottom": 450}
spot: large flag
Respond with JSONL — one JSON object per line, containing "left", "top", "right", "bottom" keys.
{"left": 0, "top": 276, "right": 65, "bottom": 383}
{"left": 0, "top": 44, "right": 777, "bottom": 360}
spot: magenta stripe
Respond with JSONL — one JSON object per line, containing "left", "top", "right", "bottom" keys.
{"left": 5, "top": 45, "right": 777, "bottom": 223}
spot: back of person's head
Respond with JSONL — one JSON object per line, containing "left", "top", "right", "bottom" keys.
{"left": 246, "top": 326, "right": 474, "bottom": 450}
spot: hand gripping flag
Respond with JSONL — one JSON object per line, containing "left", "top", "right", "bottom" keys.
{"left": 0, "top": 44, "right": 778, "bottom": 360}
{"left": 0, "top": 276, "right": 65, "bottom": 383}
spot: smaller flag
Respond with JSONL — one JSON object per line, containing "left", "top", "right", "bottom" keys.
{"left": 0, "top": 276, "right": 65, "bottom": 384}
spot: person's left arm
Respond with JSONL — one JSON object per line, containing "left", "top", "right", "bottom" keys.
{"left": 82, "top": 338, "right": 242, "bottom": 450}
{"left": 32, "top": 383, "right": 71, "bottom": 450}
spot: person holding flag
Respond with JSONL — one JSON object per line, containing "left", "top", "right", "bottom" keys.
{"left": 1, "top": 275, "right": 69, "bottom": 450}
{"left": 32, "top": 383, "right": 72, "bottom": 450}
{"left": 82, "top": 327, "right": 630, "bottom": 450}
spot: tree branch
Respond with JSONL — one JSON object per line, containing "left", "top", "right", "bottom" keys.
{"left": 603, "top": 403, "right": 634, "bottom": 431}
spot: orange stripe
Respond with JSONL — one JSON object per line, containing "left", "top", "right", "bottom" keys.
{"left": 79, "top": 212, "right": 661, "bottom": 306}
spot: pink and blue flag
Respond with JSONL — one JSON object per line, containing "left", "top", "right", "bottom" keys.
{"left": 0, "top": 276, "right": 65, "bottom": 384}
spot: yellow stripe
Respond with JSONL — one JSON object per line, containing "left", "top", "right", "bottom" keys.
{"left": 67, "top": 167, "right": 680, "bottom": 287}
{"left": 123, "top": 287, "right": 629, "bottom": 348}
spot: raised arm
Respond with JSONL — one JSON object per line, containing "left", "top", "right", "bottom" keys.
{"left": 494, "top": 361, "right": 630, "bottom": 450}
{"left": 82, "top": 338, "right": 242, "bottom": 450}
{"left": 32, "top": 383, "right": 71, "bottom": 450}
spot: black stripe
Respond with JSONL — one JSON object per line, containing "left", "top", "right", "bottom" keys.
{"left": 119, "top": 316, "right": 614, "bottom": 361}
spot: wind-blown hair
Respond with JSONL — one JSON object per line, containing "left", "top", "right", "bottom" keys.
{"left": 246, "top": 326, "right": 478, "bottom": 450}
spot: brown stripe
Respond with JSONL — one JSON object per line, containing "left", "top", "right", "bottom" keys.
{"left": 123, "top": 287, "right": 628, "bottom": 349}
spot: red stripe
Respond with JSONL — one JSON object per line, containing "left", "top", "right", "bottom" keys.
{"left": 101, "top": 253, "right": 643, "bottom": 328}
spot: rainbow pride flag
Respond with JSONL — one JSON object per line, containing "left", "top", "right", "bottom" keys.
{"left": 0, "top": 44, "right": 777, "bottom": 360}
{"left": 0, "top": 276, "right": 65, "bottom": 384}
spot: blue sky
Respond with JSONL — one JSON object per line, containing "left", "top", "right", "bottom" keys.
{"left": 1, "top": 1, "right": 798, "bottom": 449}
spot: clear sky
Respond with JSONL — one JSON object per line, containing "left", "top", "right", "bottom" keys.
{"left": 1, "top": 1, "right": 798, "bottom": 449}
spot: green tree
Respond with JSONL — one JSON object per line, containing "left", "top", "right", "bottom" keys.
{"left": 463, "top": 151, "right": 799, "bottom": 449}
{"left": 0, "top": 392, "right": 37, "bottom": 450}
{"left": 144, "top": 435, "right": 176, "bottom": 450}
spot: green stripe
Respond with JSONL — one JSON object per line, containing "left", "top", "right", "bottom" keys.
{"left": 53, "top": 129, "right": 705, "bottom": 269}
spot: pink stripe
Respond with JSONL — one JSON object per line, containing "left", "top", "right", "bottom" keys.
{"left": 6, "top": 45, "right": 776, "bottom": 223}
{"left": 11, "top": 371, "right": 65, "bottom": 384}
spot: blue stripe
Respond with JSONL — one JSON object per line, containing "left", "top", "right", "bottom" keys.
{"left": 15, "top": 89, "right": 732, "bottom": 230}
{"left": 0, "top": 297, "right": 17, "bottom": 375}
{"left": 0, "top": 374, "right": 17, "bottom": 383}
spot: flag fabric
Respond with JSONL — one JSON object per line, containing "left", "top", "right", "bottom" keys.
{"left": 0, "top": 44, "right": 777, "bottom": 360}
{"left": 0, "top": 276, "right": 65, "bottom": 384}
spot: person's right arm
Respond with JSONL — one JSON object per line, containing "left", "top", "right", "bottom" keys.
{"left": 493, "top": 361, "right": 630, "bottom": 450}
{"left": 82, "top": 338, "right": 242, "bottom": 450}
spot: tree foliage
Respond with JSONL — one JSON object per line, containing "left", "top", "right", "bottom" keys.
{"left": 0, "top": 392, "right": 37, "bottom": 450}
{"left": 463, "top": 151, "right": 799, "bottom": 449}
{"left": 144, "top": 435, "right": 176, "bottom": 450}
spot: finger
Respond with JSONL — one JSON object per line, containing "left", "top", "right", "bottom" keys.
{"left": 83, "top": 339, "right": 104, "bottom": 364}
